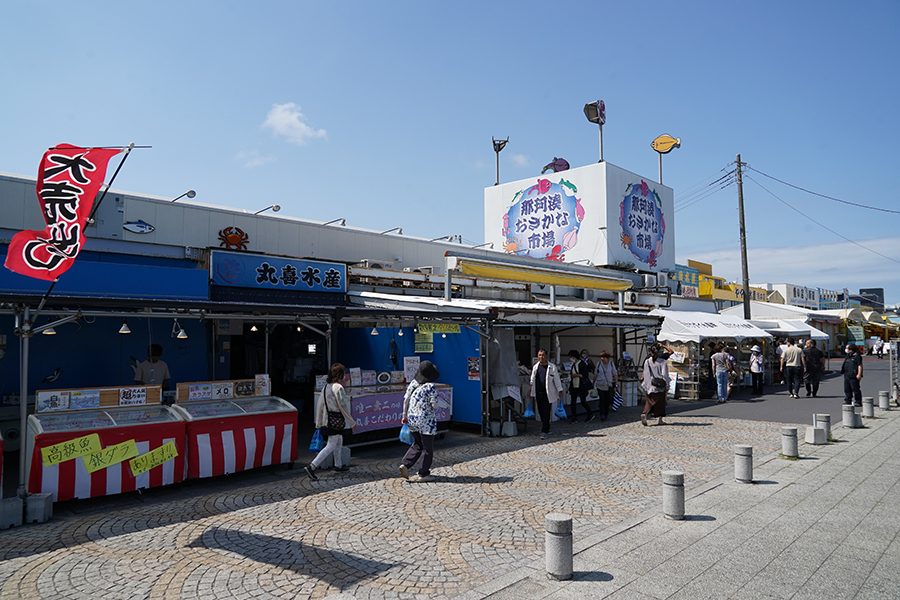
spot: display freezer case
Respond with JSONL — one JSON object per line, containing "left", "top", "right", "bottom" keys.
{"left": 26, "top": 405, "right": 186, "bottom": 502}
{"left": 170, "top": 396, "right": 297, "bottom": 479}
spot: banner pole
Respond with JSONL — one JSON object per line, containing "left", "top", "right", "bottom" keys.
{"left": 87, "top": 142, "right": 135, "bottom": 223}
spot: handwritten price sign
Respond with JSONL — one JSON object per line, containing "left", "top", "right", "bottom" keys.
{"left": 41, "top": 433, "right": 102, "bottom": 467}
{"left": 130, "top": 440, "right": 178, "bottom": 477}
{"left": 82, "top": 439, "right": 139, "bottom": 474}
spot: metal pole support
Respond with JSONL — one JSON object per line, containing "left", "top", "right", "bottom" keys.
{"left": 545, "top": 513, "right": 573, "bottom": 580}
{"left": 735, "top": 444, "right": 753, "bottom": 483}
{"left": 781, "top": 427, "right": 798, "bottom": 458}
{"left": 662, "top": 471, "right": 685, "bottom": 520}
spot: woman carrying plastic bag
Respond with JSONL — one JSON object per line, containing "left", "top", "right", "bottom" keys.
{"left": 398, "top": 361, "right": 441, "bottom": 482}
{"left": 304, "top": 363, "right": 356, "bottom": 480}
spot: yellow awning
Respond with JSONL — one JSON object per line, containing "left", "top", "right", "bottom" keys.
{"left": 458, "top": 261, "right": 633, "bottom": 291}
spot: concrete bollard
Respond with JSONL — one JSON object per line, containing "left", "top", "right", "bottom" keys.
{"left": 805, "top": 427, "right": 826, "bottom": 445}
{"left": 842, "top": 405, "right": 857, "bottom": 428}
{"left": 662, "top": 471, "right": 685, "bottom": 520}
{"left": 854, "top": 413, "right": 863, "bottom": 428}
{"left": 545, "top": 513, "right": 573, "bottom": 580}
{"left": 735, "top": 445, "right": 753, "bottom": 483}
{"left": 814, "top": 414, "right": 831, "bottom": 441}
{"left": 862, "top": 397, "right": 874, "bottom": 418}
{"left": 878, "top": 391, "right": 890, "bottom": 410}
{"left": 781, "top": 427, "right": 798, "bottom": 458}
{"left": 24, "top": 493, "right": 53, "bottom": 524}
{"left": 0, "top": 497, "right": 24, "bottom": 530}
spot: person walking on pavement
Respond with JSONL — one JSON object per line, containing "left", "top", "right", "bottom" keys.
{"left": 593, "top": 350, "right": 618, "bottom": 422}
{"left": 640, "top": 344, "right": 669, "bottom": 426}
{"left": 305, "top": 363, "right": 356, "bottom": 480}
{"left": 841, "top": 343, "right": 864, "bottom": 407}
{"left": 780, "top": 338, "right": 806, "bottom": 398}
{"left": 710, "top": 343, "right": 732, "bottom": 403}
{"left": 567, "top": 349, "right": 595, "bottom": 423}
{"left": 399, "top": 360, "right": 441, "bottom": 482}
{"left": 803, "top": 339, "right": 825, "bottom": 397}
{"left": 530, "top": 349, "right": 564, "bottom": 440}
{"left": 874, "top": 337, "right": 884, "bottom": 359}
{"left": 749, "top": 345, "right": 765, "bottom": 395}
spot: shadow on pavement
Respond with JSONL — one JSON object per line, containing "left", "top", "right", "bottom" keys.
{"left": 572, "top": 571, "right": 614, "bottom": 582}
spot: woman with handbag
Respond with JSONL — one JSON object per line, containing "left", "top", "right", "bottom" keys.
{"left": 640, "top": 344, "right": 670, "bottom": 426}
{"left": 593, "top": 350, "right": 618, "bottom": 422}
{"left": 399, "top": 361, "right": 441, "bottom": 482}
{"left": 305, "top": 363, "right": 356, "bottom": 481}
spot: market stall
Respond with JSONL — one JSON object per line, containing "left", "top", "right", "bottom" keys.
{"left": 652, "top": 310, "right": 772, "bottom": 399}
{"left": 170, "top": 377, "right": 297, "bottom": 479}
{"left": 347, "top": 381, "right": 452, "bottom": 445}
{"left": 25, "top": 385, "right": 185, "bottom": 502}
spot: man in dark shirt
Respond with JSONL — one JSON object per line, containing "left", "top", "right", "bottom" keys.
{"left": 841, "top": 343, "right": 864, "bottom": 407}
{"left": 802, "top": 340, "right": 825, "bottom": 397}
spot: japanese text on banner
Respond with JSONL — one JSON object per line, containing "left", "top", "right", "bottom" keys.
{"left": 83, "top": 439, "right": 139, "bottom": 474}
{"left": 41, "top": 433, "right": 102, "bottom": 467}
{"left": 130, "top": 440, "right": 178, "bottom": 477}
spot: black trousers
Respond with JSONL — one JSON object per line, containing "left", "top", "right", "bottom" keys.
{"left": 535, "top": 393, "right": 551, "bottom": 433}
{"left": 401, "top": 431, "right": 434, "bottom": 476}
{"left": 569, "top": 386, "right": 593, "bottom": 419}
{"left": 597, "top": 388, "right": 612, "bottom": 417}
{"left": 844, "top": 377, "right": 862, "bottom": 405}
{"left": 805, "top": 370, "right": 822, "bottom": 396}
{"left": 751, "top": 372, "right": 764, "bottom": 395}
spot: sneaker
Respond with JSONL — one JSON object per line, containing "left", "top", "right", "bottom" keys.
{"left": 398, "top": 464, "right": 409, "bottom": 479}
{"left": 641, "top": 414, "right": 648, "bottom": 426}
{"left": 570, "top": 419, "right": 578, "bottom": 424}
{"left": 413, "top": 474, "right": 435, "bottom": 482}
{"left": 334, "top": 466, "right": 350, "bottom": 472}
{"left": 304, "top": 465, "right": 318, "bottom": 481}
{"left": 585, "top": 414, "right": 595, "bottom": 423}
{"left": 540, "top": 432, "right": 549, "bottom": 440}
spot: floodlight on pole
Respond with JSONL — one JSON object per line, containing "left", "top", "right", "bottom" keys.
{"left": 492, "top": 137, "right": 509, "bottom": 186}
{"left": 323, "top": 218, "right": 346, "bottom": 226}
{"left": 171, "top": 190, "right": 196, "bottom": 202}
{"left": 380, "top": 227, "right": 402, "bottom": 235}
{"left": 254, "top": 204, "right": 281, "bottom": 215}
{"left": 583, "top": 100, "right": 606, "bottom": 162}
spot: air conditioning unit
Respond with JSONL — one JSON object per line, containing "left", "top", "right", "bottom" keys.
{"left": 642, "top": 274, "right": 657, "bottom": 287}
{"left": 403, "top": 266, "right": 434, "bottom": 275}
{"left": 657, "top": 272, "right": 668, "bottom": 287}
{"left": 625, "top": 291, "right": 639, "bottom": 304}
{"left": 358, "top": 259, "right": 394, "bottom": 270}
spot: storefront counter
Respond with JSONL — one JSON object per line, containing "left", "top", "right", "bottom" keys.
{"left": 347, "top": 383, "right": 452, "bottom": 445}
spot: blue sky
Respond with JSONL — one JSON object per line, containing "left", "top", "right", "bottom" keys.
{"left": 2, "top": 1, "right": 899, "bottom": 306}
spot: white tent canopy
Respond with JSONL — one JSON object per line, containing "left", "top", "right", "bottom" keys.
{"left": 752, "top": 319, "right": 828, "bottom": 340}
{"left": 651, "top": 309, "right": 773, "bottom": 344}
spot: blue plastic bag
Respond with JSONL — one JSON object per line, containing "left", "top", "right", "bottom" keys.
{"left": 554, "top": 402, "right": 567, "bottom": 419}
{"left": 309, "top": 429, "right": 325, "bottom": 452}
{"left": 399, "top": 423, "right": 414, "bottom": 445}
{"left": 523, "top": 403, "right": 535, "bottom": 418}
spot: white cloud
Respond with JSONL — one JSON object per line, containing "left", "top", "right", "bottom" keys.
{"left": 262, "top": 102, "right": 327, "bottom": 145}
{"left": 685, "top": 236, "right": 900, "bottom": 295}
{"left": 510, "top": 154, "right": 530, "bottom": 167}
{"left": 235, "top": 150, "right": 276, "bottom": 168}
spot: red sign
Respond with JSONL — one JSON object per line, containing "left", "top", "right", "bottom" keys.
{"left": 4, "top": 144, "right": 122, "bottom": 281}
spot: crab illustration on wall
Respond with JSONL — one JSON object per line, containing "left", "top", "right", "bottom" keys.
{"left": 619, "top": 180, "right": 665, "bottom": 268}
{"left": 218, "top": 227, "right": 249, "bottom": 251}
{"left": 501, "top": 177, "right": 584, "bottom": 262}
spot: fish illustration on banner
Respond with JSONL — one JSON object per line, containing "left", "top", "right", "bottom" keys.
{"left": 4, "top": 144, "right": 123, "bottom": 281}
{"left": 620, "top": 180, "right": 666, "bottom": 268}
{"left": 501, "top": 177, "right": 584, "bottom": 262}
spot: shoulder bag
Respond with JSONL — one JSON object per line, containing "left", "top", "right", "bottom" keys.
{"left": 647, "top": 359, "right": 667, "bottom": 389}
{"left": 324, "top": 385, "right": 346, "bottom": 433}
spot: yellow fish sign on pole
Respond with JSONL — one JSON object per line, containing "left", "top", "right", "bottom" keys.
{"left": 651, "top": 134, "right": 681, "bottom": 184}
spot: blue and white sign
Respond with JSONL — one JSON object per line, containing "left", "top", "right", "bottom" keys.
{"left": 211, "top": 251, "right": 346, "bottom": 293}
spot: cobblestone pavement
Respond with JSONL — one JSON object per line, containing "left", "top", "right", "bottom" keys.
{"left": 0, "top": 410, "right": 796, "bottom": 600}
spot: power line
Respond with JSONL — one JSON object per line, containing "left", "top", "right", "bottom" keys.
{"left": 674, "top": 167, "right": 735, "bottom": 207}
{"left": 747, "top": 166, "right": 900, "bottom": 215}
{"left": 745, "top": 174, "right": 900, "bottom": 265}
{"left": 675, "top": 179, "right": 735, "bottom": 213}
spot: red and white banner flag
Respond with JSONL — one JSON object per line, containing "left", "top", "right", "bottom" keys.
{"left": 4, "top": 144, "right": 122, "bottom": 281}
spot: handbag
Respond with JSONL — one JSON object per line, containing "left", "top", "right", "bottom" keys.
{"left": 612, "top": 389, "right": 623, "bottom": 411}
{"left": 309, "top": 429, "right": 325, "bottom": 452}
{"left": 323, "top": 386, "right": 346, "bottom": 432}
{"left": 399, "top": 423, "right": 414, "bottom": 445}
{"left": 651, "top": 377, "right": 668, "bottom": 389}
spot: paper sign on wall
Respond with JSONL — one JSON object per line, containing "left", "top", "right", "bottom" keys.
{"left": 189, "top": 384, "right": 213, "bottom": 401}
{"left": 83, "top": 439, "right": 139, "bottom": 474}
{"left": 41, "top": 433, "right": 102, "bottom": 467}
{"left": 254, "top": 374, "right": 270, "bottom": 396}
{"left": 37, "top": 390, "right": 70, "bottom": 412}
{"left": 130, "top": 440, "right": 179, "bottom": 477}
{"left": 404, "top": 357, "right": 420, "bottom": 383}
{"left": 212, "top": 382, "right": 234, "bottom": 399}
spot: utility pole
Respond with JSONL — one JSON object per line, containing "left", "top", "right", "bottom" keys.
{"left": 736, "top": 154, "right": 751, "bottom": 320}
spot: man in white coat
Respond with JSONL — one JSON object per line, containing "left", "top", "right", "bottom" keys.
{"left": 530, "top": 348, "right": 564, "bottom": 439}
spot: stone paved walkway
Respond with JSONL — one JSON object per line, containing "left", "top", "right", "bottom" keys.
{"left": 0, "top": 410, "right": 794, "bottom": 600}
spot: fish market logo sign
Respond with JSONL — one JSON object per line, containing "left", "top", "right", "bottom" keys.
{"left": 502, "top": 178, "right": 584, "bottom": 261}
{"left": 620, "top": 180, "right": 665, "bottom": 268}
